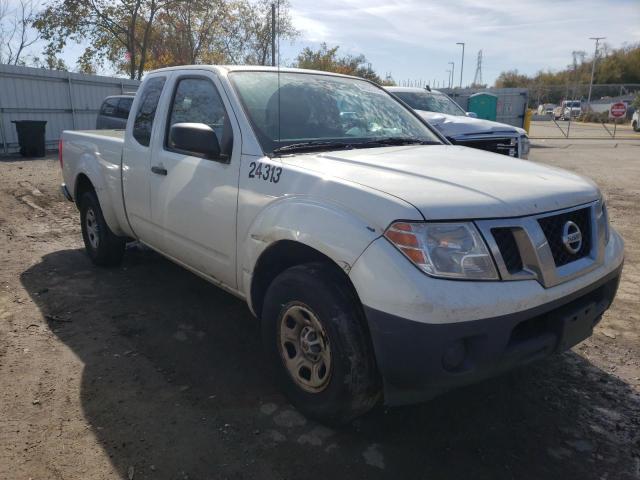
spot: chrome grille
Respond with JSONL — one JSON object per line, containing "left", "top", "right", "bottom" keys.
{"left": 476, "top": 201, "right": 605, "bottom": 288}
{"left": 491, "top": 228, "right": 522, "bottom": 274}
{"left": 451, "top": 136, "right": 519, "bottom": 157}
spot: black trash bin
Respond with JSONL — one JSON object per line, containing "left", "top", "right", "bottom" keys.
{"left": 12, "top": 120, "right": 47, "bottom": 157}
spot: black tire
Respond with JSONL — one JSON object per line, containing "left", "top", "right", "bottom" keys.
{"left": 262, "top": 262, "right": 381, "bottom": 425}
{"left": 79, "top": 190, "right": 125, "bottom": 266}
{"left": 633, "top": 121, "right": 639, "bottom": 132}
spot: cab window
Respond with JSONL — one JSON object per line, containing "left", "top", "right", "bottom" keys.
{"left": 100, "top": 98, "right": 119, "bottom": 116}
{"left": 165, "top": 77, "right": 232, "bottom": 159}
{"left": 117, "top": 97, "right": 133, "bottom": 119}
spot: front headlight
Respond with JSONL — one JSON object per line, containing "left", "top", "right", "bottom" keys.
{"left": 520, "top": 135, "right": 530, "bottom": 159}
{"left": 384, "top": 221, "right": 499, "bottom": 280}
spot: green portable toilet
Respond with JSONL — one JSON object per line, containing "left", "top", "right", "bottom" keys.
{"left": 468, "top": 92, "right": 498, "bottom": 121}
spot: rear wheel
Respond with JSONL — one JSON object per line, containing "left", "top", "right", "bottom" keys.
{"left": 79, "top": 190, "right": 125, "bottom": 266}
{"left": 262, "top": 262, "right": 381, "bottom": 424}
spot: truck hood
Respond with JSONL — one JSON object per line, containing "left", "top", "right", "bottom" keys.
{"left": 416, "top": 110, "right": 524, "bottom": 139}
{"left": 281, "top": 145, "right": 600, "bottom": 220}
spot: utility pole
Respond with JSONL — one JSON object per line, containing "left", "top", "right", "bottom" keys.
{"left": 448, "top": 62, "right": 455, "bottom": 88}
{"left": 271, "top": 3, "right": 276, "bottom": 67}
{"left": 456, "top": 42, "right": 465, "bottom": 88}
{"left": 571, "top": 50, "right": 585, "bottom": 100}
{"left": 587, "top": 36, "right": 605, "bottom": 111}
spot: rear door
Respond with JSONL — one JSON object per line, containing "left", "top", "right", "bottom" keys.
{"left": 148, "top": 71, "right": 241, "bottom": 288}
{"left": 122, "top": 74, "right": 168, "bottom": 242}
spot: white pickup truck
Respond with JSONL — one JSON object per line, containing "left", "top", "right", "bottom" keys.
{"left": 60, "top": 65, "right": 624, "bottom": 424}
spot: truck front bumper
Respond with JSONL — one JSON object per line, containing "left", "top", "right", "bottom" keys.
{"left": 365, "top": 265, "right": 621, "bottom": 405}
{"left": 349, "top": 230, "right": 624, "bottom": 406}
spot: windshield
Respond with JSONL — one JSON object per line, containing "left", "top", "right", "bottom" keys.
{"left": 392, "top": 91, "right": 466, "bottom": 116}
{"left": 229, "top": 71, "right": 441, "bottom": 155}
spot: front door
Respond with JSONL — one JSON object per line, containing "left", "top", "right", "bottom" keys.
{"left": 149, "top": 72, "right": 241, "bottom": 289}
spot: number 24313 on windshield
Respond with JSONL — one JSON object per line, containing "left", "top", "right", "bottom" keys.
{"left": 248, "top": 162, "right": 282, "bottom": 183}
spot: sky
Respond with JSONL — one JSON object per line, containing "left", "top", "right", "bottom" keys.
{"left": 283, "top": 0, "right": 640, "bottom": 86}
{"left": 6, "top": 0, "right": 640, "bottom": 85}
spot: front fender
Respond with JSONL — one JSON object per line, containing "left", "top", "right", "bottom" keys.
{"left": 239, "top": 197, "right": 381, "bottom": 306}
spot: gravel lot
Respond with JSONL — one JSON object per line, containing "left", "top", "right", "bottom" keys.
{"left": 1, "top": 141, "right": 639, "bottom": 480}
{"left": 529, "top": 120, "right": 640, "bottom": 139}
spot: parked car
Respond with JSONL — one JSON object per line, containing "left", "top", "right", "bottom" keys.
{"left": 539, "top": 103, "right": 556, "bottom": 115}
{"left": 553, "top": 100, "right": 582, "bottom": 121}
{"left": 386, "top": 86, "right": 530, "bottom": 159}
{"left": 96, "top": 95, "right": 134, "bottom": 129}
{"left": 632, "top": 110, "right": 639, "bottom": 132}
{"left": 59, "top": 66, "right": 624, "bottom": 424}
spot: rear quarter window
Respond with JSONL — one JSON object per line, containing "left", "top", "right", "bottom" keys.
{"left": 132, "top": 77, "right": 166, "bottom": 146}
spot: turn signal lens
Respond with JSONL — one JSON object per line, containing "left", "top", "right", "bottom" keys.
{"left": 384, "top": 221, "right": 499, "bottom": 280}
{"left": 384, "top": 230, "right": 419, "bottom": 248}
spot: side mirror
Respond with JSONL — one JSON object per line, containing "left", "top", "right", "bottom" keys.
{"left": 169, "top": 122, "right": 221, "bottom": 160}
{"left": 466, "top": 112, "right": 478, "bottom": 119}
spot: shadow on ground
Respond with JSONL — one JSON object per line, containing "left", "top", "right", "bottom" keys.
{"left": 21, "top": 247, "right": 640, "bottom": 480}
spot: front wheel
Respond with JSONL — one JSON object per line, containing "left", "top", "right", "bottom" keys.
{"left": 79, "top": 190, "right": 125, "bottom": 266}
{"left": 262, "top": 262, "right": 381, "bottom": 424}
{"left": 633, "top": 121, "right": 639, "bottom": 132}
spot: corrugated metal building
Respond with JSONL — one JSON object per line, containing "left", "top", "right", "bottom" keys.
{"left": 0, "top": 64, "right": 140, "bottom": 154}
{"left": 439, "top": 87, "right": 529, "bottom": 128}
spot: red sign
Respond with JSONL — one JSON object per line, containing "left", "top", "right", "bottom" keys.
{"left": 609, "top": 102, "right": 627, "bottom": 119}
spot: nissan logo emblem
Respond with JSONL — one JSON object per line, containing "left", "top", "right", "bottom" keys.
{"left": 562, "top": 221, "right": 583, "bottom": 254}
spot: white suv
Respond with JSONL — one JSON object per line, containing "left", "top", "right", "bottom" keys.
{"left": 387, "top": 86, "right": 530, "bottom": 159}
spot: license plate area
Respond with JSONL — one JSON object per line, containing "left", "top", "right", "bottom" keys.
{"left": 554, "top": 301, "right": 599, "bottom": 352}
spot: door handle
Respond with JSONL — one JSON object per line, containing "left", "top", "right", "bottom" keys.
{"left": 151, "top": 165, "right": 167, "bottom": 176}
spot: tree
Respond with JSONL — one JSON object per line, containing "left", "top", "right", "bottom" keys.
{"left": 494, "top": 69, "right": 531, "bottom": 88}
{"left": 494, "top": 43, "right": 640, "bottom": 105}
{"left": 34, "top": 0, "right": 167, "bottom": 79}
{"left": 144, "top": 0, "right": 297, "bottom": 69}
{"left": 294, "top": 43, "right": 384, "bottom": 84}
{"left": 223, "top": 0, "right": 297, "bottom": 65}
{"left": 0, "top": 0, "right": 40, "bottom": 65}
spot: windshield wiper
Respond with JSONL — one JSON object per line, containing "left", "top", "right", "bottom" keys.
{"left": 356, "top": 137, "right": 439, "bottom": 147}
{"left": 272, "top": 140, "right": 355, "bottom": 155}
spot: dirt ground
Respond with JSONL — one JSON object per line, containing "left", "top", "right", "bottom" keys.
{"left": 1, "top": 142, "right": 639, "bottom": 480}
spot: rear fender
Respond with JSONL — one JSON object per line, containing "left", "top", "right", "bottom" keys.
{"left": 70, "top": 148, "right": 129, "bottom": 238}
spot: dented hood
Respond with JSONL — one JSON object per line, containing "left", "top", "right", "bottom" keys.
{"left": 282, "top": 145, "right": 600, "bottom": 220}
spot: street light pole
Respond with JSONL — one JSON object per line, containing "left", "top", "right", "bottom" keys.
{"left": 587, "top": 36, "right": 605, "bottom": 111}
{"left": 456, "top": 42, "right": 465, "bottom": 88}
{"left": 448, "top": 62, "right": 455, "bottom": 88}
{"left": 446, "top": 71, "right": 451, "bottom": 89}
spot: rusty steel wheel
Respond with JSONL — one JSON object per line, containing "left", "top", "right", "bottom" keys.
{"left": 277, "top": 303, "right": 332, "bottom": 393}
